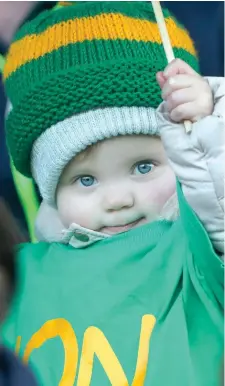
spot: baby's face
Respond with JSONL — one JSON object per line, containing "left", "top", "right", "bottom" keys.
{"left": 57, "top": 135, "right": 176, "bottom": 234}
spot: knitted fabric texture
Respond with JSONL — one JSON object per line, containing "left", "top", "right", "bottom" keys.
{"left": 4, "top": 1, "right": 199, "bottom": 177}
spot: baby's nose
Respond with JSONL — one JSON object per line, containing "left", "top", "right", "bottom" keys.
{"left": 103, "top": 189, "right": 134, "bottom": 212}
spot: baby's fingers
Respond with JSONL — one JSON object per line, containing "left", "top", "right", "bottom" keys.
{"left": 161, "top": 75, "right": 197, "bottom": 100}
{"left": 163, "top": 58, "right": 199, "bottom": 78}
{"left": 170, "top": 102, "right": 201, "bottom": 122}
{"left": 166, "top": 88, "right": 195, "bottom": 113}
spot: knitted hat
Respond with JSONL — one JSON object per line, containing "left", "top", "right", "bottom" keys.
{"left": 4, "top": 1, "right": 198, "bottom": 205}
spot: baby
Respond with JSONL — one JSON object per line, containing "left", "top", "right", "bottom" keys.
{"left": 1, "top": 2, "right": 224, "bottom": 385}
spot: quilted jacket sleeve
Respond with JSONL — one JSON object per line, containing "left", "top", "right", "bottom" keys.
{"left": 157, "top": 77, "right": 225, "bottom": 254}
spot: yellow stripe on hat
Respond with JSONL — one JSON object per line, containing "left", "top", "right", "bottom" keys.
{"left": 4, "top": 13, "right": 196, "bottom": 79}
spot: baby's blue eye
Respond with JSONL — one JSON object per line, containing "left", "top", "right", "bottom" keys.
{"left": 78, "top": 176, "right": 96, "bottom": 187}
{"left": 134, "top": 162, "right": 154, "bottom": 175}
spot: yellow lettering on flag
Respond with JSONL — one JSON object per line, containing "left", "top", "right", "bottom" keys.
{"left": 23, "top": 318, "right": 78, "bottom": 386}
{"left": 18, "top": 314, "right": 156, "bottom": 385}
{"left": 77, "top": 314, "right": 156, "bottom": 385}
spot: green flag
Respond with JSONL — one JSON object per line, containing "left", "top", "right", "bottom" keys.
{"left": 1, "top": 185, "right": 223, "bottom": 385}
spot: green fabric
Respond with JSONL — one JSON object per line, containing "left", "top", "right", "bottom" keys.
{"left": 4, "top": 0, "right": 199, "bottom": 177}
{"left": 1, "top": 185, "right": 223, "bottom": 385}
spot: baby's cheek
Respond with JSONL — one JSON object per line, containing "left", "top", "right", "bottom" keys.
{"left": 75, "top": 209, "right": 101, "bottom": 231}
{"left": 157, "top": 174, "right": 176, "bottom": 207}
{"left": 59, "top": 207, "right": 75, "bottom": 228}
{"left": 64, "top": 207, "right": 87, "bottom": 228}
{"left": 74, "top": 213, "right": 91, "bottom": 228}
{"left": 145, "top": 169, "right": 176, "bottom": 209}
{"left": 64, "top": 203, "right": 96, "bottom": 229}
{"left": 57, "top": 196, "right": 77, "bottom": 228}
{"left": 57, "top": 189, "right": 96, "bottom": 229}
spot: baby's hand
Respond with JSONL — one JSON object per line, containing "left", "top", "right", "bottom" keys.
{"left": 156, "top": 59, "right": 213, "bottom": 123}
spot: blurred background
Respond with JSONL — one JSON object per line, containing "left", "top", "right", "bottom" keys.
{"left": 0, "top": 1, "right": 224, "bottom": 240}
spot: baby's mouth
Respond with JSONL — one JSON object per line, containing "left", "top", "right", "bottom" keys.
{"left": 99, "top": 218, "right": 145, "bottom": 235}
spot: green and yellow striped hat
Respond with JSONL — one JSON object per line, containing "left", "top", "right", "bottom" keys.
{"left": 4, "top": 1, "right": 198, "bottom": 181}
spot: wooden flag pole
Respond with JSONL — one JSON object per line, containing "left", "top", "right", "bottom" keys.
{"left": 152, "top": 1, "right": 192, "bottom": 133}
